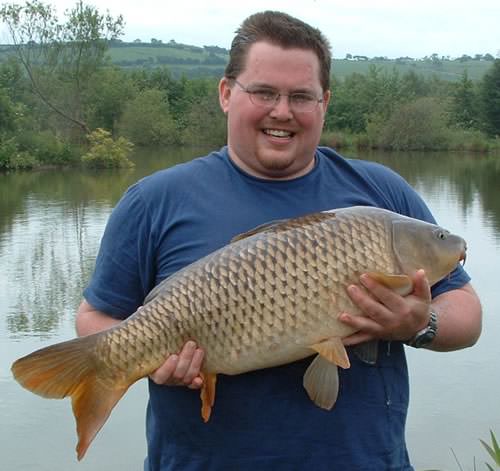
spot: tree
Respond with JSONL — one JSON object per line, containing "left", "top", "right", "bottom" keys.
{"left": 0, "top": 0, "right": 124, "bottom": 136}
{"left": 450, "top": 70, "right": 479, "bottom": 129}
{"left": 479, "top": 59, "right": 500, "bottom": 136}
{"left": 117, "top": 88, "right": 178, "bottom": 146}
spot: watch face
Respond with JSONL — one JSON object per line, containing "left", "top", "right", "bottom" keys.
{"left": 414, "top": 329, "right": 436, "bottom": 348}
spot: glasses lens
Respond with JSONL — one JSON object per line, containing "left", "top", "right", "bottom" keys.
{"left": 290, "top": 95, "right": 318, "bottom": 112}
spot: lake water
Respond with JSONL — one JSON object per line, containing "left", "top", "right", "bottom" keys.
{"left": 1, "top": 147, "right": 499, "bottom": 470}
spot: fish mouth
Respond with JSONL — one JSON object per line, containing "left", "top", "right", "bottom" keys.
{"left": 460, "top": 248, "right": 467, "bottom": 266}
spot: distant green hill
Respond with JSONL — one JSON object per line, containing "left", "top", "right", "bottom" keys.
{"left": 0, "top": 41, "right": 494, "bottom": 81}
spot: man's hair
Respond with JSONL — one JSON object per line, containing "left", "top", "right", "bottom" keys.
{"left": 225, "top": 11, "right": 332, "bottom": 91}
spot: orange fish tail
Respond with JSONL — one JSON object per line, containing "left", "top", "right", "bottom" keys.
{"left": 11, "top": 335, "right": 128, "bottom": 460}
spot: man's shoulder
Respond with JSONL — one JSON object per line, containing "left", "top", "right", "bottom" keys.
{"left": 132, "top": 148, "right": 229, "bottom": 199}
{"left": 145, "top": 148, "right": 227, "bottom": 183}
{"left": 318, "top": 146, "right": 404, "bottom": 182}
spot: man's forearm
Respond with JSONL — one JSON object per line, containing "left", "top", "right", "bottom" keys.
{"left": 427, "top": 283, "right": 482, "bottom": 352}
{"left": 75, "top": 300, "right": 121, "bottom": 337}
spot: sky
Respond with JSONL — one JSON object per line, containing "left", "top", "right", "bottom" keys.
{"left": 1, "top": 0, "right": 499, "bottom": 59}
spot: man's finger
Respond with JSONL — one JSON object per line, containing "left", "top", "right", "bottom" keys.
{"left": 150, "top": 354, "right": 178, "bottom": 384}
{"left": 412, "top": 269, "right": 432, "bottom": 302}
{"left": 182, "top": 348, "right": 205, "bottom": 385}
{"left": 173, "top": 341, "right": 198, "bottom": 380}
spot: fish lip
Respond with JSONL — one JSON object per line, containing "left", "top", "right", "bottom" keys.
{"left": 460, "top": 249, "right": 467, "bottom": 266}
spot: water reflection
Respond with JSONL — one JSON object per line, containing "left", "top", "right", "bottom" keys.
{"left": 0, "top": 146, "right": 212, "bottom": 336}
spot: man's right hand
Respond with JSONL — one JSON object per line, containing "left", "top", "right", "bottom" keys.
{"left": 149, "top": 341, "right": 205, "bottom": 389}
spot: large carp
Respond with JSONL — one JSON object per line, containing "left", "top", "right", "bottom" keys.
{"left": 11, "top": 206, "right": 466, "bottom": 460}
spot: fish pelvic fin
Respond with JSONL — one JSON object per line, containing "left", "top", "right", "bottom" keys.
{"left": 310, "top": 337, "right": 350, "bottom": 369}
{"left": 11, "top": 335, "right": 129, "bottom": 461}
{"left": 303, "top": 354, "right": 339, "bottom": 410}
{"left": 200, "top": 372, "right": 217, "bottom": 422}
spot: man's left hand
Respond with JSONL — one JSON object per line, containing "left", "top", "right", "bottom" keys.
{"left": 340, "top": 269, "right": 432, "bottom": 346}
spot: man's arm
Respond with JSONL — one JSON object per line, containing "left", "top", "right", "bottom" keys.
{"left": 76, "top": 300, "right": 205, "bottom": 388}
{"left": 340, "top": 270, "right": 482, "bottom": 351}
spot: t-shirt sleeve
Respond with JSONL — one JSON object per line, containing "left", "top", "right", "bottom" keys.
{"left": 83, "top": 182, "right": 156, "bottom": 319}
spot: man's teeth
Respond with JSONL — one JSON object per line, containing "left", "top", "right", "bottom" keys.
{"left": 264, "top": 129, "right": 293, "bottom": 137}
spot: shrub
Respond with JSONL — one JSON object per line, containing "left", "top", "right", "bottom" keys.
{"left": 14, "top": 130, "right": 75, "bottom": 164}
{"left": 370, "top": 97, "right": 450, "bottom": 150}
{"left": 81, "top": 128, "right": 134, "bottom": 168}
{"left": 0, "top": 137, "right": 38, "bottom": 170}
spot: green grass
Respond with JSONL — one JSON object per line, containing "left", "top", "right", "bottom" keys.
{"left": 0, "top": 42, "right": 494, "bottom": 81}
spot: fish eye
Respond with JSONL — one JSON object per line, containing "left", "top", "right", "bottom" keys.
{"left": 435, "top": 229, "right": 449, "bottom": 240}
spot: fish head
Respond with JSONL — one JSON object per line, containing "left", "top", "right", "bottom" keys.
{"left": 391, "top": 216, "right": 467, "bottom": 286}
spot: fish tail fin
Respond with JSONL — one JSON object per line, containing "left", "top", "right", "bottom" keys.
{"left": 73, "top": 377, "right": 127, "bottom": 460}
{"left": 11, "top": 335, "right": 128, "bottom": 460}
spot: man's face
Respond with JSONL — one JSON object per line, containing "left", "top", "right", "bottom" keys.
{"left": 219, "top": 41, "right": 330, "bottom": 180}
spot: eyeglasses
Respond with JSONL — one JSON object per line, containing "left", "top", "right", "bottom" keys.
{"left": 231, "top": 79, "right": 324, "bottom": 113}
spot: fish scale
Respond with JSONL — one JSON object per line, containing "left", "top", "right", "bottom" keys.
{"left": 11, "top": 206, "right": 467, "bottom": 460}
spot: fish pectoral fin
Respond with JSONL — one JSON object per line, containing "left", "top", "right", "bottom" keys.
{"left": 366, "top": 272, "right": 413, "bottom": 296}
{"left": 73, "top": 379, "right": 128, "bottom": 461}
{"left": 200, "top": 372, "right": 217, "bottom": 422}
{"left": 310, "top": 337, "right": 350, "bottom": 369}
{"left": 303, "top": 354, "right": 339, "bottom": 410}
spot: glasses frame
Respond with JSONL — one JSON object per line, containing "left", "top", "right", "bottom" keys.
{"left": 231, "top": 78, "right": 324, "bottom": 113}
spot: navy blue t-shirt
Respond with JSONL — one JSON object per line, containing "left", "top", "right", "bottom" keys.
{"left": 84, "top": 147, "right": 470, "bottom": 471}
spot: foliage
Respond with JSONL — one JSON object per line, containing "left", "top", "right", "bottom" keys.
{"left": 180, "top": 86, "right": 226, "bottom": 146}
{"left": 0, "top": 0, "right": 124, "bottom": 135}
{"left": 480, "top": 430, "right": 500, "bottom": 470}
{"left": 14, "top": 129, "right": 75, "bottom": 164}
{"left": 81, "top": 128, "right": 133, "bottom": 168}
{"left": 117, "top": 88, "right": 178, "bottom": 146}
{"left": 367, "top": 97, "right": 450, "bottom": 150}
{"left": 449, "top": 70, "right": 480, "bottom": 129}
{"left": 0, "top": 136, "right": 38, "bottom": 169}
{"left": 479, "top": 59, "right": 500, "bottom": 136}
{"left": 83, "top": 66, "right": 136, "bottom": 131}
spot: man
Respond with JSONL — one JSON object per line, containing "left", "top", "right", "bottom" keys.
{"left": 76, "top": 11, "right": 482, "bottom": 470}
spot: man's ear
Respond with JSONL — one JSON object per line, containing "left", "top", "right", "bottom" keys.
{"left": 219, "top": 77, "right": 232, "bottom": 113}
{"left": 322, "top": 89, "right": 331, "bottom": 113}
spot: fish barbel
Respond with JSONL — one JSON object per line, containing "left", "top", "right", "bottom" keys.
{"left": 11, "top": 206, "right": 466, "bottom": 459}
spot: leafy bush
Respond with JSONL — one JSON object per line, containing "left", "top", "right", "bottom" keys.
{"left": 14, "top": 130, "right": 75, "bottom": 164}
{"left": 81, "top": 128, "right": 134, "bottom": 168}
{"left": 0, "top": 137, "right": 38, "bottom": 170}
{"left": 368, "top": 97, "right": 450, "bottom": 150}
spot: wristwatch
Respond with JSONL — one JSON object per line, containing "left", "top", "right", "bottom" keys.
{"left": 405, "top": 310, "right": 438, "bottom": 348}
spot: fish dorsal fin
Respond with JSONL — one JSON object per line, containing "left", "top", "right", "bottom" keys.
{"left": 366, "top": 272, "right": 413, "bottom": 296}
{"left": 303, "top": 355, "right": 339, "bottom": 410}
{"left": 310, "top": 337, "right": 350, "bottom": 369}
{"left": 231, "top": 211, "right": 337, "bottom": 243}
{"left": 230, "top": 219, "right": 290, "bottom": 243}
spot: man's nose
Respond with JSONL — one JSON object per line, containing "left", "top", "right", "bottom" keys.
{"left": 269, "top": 95, "right": 293, "bottom": 119}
